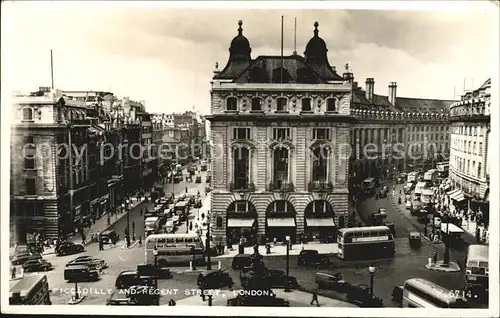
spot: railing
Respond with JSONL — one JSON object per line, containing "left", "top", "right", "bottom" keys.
{"left": 308, "top": 181, "right": 333, "bottom": 192}
{"left": 267, "top": 182, "right": 295, "bottom": 192}
{"left": 229, "top": 182, "right": 255, "bottom": 192}
{"left": 227, "top": 211, "right": 257, "bottom": 219}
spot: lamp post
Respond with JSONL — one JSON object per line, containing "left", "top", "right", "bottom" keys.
{"left": 368, "top": 265, "right": 376, "bottom": 296}
{"left": 74, "top": 281, "right": 79, "bottom": 300}
{"left": 191, "top": 245, "right": 197, "bottom": 270}
{"left": 284, "top": 235, "right": 291, "bottom": 292}
{"left": 443, "top": 213, "right": 450, "bottom": 265}
{"left": 153, "top": 246, "right": 159, "bottom": 290}
{"left": 206, "top": 214, "right": 212, "bottom": 270}
{"left": 126, "top": 199, "right": 131, "bottom": 247}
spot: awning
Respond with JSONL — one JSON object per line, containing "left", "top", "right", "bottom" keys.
{"left": 441, "top": 223, "right": 464, "bottom": 234}
{"left": 227, "top": 218, "right": 254, "bottom": 228}
{"left": 422, "top": 189, "right": 434, "bottom": 196}
{"left": 305, "top": 218, "right": 335, "bottom": 227}
{"left": 267, "top": 218, "right": 296, "bottom": 227}
{"left": 450, "top": 190, "right": 465, "bottom": 202}
{"left": 447, "top": 189, "right": 460, "bottom": 197}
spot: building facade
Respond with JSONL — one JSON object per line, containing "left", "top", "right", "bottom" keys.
{"left": 348, "top": 79, "right": 452, "bottom": 185}
{"left": 449, "top": 79, "right": 490, "bottom": 222}
{"left": 208, "top": 21, "right": 352, "bottom": 245}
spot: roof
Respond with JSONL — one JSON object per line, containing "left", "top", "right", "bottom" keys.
{"left": 478, "top": 78, "right": 491, "bottom": 90}
{"left": 352, "top": 90, "right": 453, "bottom": 113}
{"left": 218, "top": 55, "right": 343, "bottom": 83}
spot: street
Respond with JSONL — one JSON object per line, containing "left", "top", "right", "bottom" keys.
{"left": 35, "top": 167, "right": 209, "bottom": 305}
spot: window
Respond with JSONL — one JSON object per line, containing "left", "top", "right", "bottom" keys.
{"left": 226, "top": 97, "right": 237, "bottom": 111}
{"left": 273, "top": 148, "right": 289, "bottom": 187}
{"left": 233, "top": 147, "right": 250, "bottom": 190}
{"left": 233, "top": 128, "right": 251, "bottom": 140}
{"left": 25, "top": 157, "right": 35, "bottom": 169}
{"left": 312, "top": 147, "right": 328, "bottom": 182}
{"left": 326, "top": 98, "right": 336, "bottom": 112}
{"left": 273, "top": 128, "right": 290, "bottom": 140}
{"left": 301, "top": 98, "right": 312, "bottom": 112}
{"left": 251, "top": 98, "right": 262, "bottom": 111}
{"left": 473, "top": 142, "right": 476, "bottom": 154}
{"left": 23, "top": 108, "right": 34, "bottom": 121}
{"left": 26, "top": 178, "right": 36, "bottom": 195}
{"left": 313, "top": 128, "right": 330, "bottom": 140}
{"left": 479, "top": 142, "right": 482, "bottom": 154}
{"left": 478, "top": 163, "right": 482, "bottom": 178}
{"left": 276, "top": 98, "right": 287, "bottom": 112}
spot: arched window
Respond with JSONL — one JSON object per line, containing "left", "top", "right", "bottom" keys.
{"left": 251, "top": 98, "right": 262, "bottom": 111}
{"left": 226, "top": 97, "right": 237, "bottom": 111}
{"left": 22, "top": 108, "right": 34, "bottom": 121}
{"left": 312, "top": 147, "right": 329, "bottom": 182}
{"left": 233, "top": 147, "right": 250, "bottom": 190}
{"left": 301, "top": 98, "right": 312, "bottom": 112}
{"left": 273, "top": 148, "right": 289, "bottom": 188}
{"left": 276, "top": 97, "right": 288, "bottom": 112}
{"left": 326, "top": 98, "right": 336, "bottom": 112}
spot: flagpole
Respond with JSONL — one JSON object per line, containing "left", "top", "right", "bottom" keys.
{"left": 50, "top": 50, "right": 54, "bottom": 89}
{"left": 281, "top": 15, "right": 284, "bottom": 83}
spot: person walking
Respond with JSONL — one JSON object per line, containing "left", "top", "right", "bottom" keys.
{"left": 310, "top": 289, "right": 320, "bottom": 306}
{"left": 475, "top": 227, "right": 481, "bottom": 244}
{"left": 11, "top": 266, "right": 16, "bottom": 280}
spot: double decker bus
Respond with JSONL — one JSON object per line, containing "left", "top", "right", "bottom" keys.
{"left": 9, "top": 274, "right": 51, "bottom": 305}
{"left": 465, "top": 244, "right": 489, "bottom": 299}
{"left": 337, "top": 226, "right": 395, "bottom": 260}
{"left": 402, "top": 278, "right": 469, "bottom": 308}
{"left": 436, "top": 162, "right": 449, "bottom": 178}
{"left": 145, "top": 233, "right": 204, "bottom": 266}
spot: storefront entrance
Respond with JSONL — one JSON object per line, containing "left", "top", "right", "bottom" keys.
{"left": 265, "top": 200, "right": 297, "bottom": 244}
{"left": 304, "top": 200, "right": 336, "bottom": 243}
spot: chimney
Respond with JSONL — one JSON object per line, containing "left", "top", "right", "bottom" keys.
{"left": 388, "top": 82, "right": 397, "bottom": 106}
{"left": 365, "top": 78, "right": 374, "bottom": 102}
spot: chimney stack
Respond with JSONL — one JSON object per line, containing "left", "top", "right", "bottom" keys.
{"left": 365, "top": 78, "right": 374, "bottom": 102}
{"left": 388, "top": 82, "right": 397, "bottom": 106}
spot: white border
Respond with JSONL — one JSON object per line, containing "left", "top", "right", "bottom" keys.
{"left": 1, "top": 1, "right": 499, "bottom": 317}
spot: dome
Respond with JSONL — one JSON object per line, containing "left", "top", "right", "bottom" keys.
{"left": 304, "top": 22, "right": 328, "bottom": 62}
{"left": 229, "top": 20, "right": 251, "bottom": 61}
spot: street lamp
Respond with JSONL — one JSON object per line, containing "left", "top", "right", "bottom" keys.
{"left": 443, "top": 213, "right": 450, "bottom": 265}
{"left": 191, "top": 245, "right": 197, "bottom": 270}
{"left": 153, "top": 246, "right": 159, "bottom": 289}
{"left": 284, "top": 235, "right": 291, "bottom": 292}
{"left": 206, "top": 214, "right": 212, "bottom": 270}
{"left": 126, "top": 200, "right": 131, "bottom": 247}
{"left": 368, "top": 265, "right": 376, "bottom": 296}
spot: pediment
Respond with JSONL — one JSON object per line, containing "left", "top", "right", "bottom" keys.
{"left": 269, "top": 139, "right": 295, "bottom": 150}
{"left": 308, "top": 139, "right": 333, "bottom": 150}
{"left": 230, "top": 139, "right": 256, "bottom": 150}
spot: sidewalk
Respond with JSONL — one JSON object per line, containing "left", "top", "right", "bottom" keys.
{"left": 215, "top": 242, "right": 338, "bottom": 259}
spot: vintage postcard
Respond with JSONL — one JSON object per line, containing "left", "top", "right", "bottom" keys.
{"left": 1, "top": 1, "right": 498, "bottom": 317}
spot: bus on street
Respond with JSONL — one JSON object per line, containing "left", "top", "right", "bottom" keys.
{"left": 402, "top": 278, "right": 469, "bottom": 308}
{"left": 9, "top": 274, "right": 51, "bottom": 305}
{"left": 465, "top": 244, "right": 489, "bottom": 299}
{"left": 436, "top": 162, "right": 449, "bottom": 178}
{"left": 362, "top": 178, "right": 376, "bottom": 196}
{"left": 337, "top": 226, "right": 395, "bottom": 260}
{"left": 144, "top": 233, "right": 204, "bottom": 266}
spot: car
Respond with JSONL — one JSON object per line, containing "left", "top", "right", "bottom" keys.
{"left": 346, "top": 283, "right": 384, "bottom": 307}
{"left": 409, "top": 232, "right": 422, "bottom": 248}
{"left": 193, "top": 199, "right": 202, "bottom": 208}
{"left": 115, "top": 270, "right": 155, "bottom": 289}
{"left": 378, "top": 186, "right": 389, "bottom": 198}
{"left": 433, "top": 217, "right": 442, "bottom": 227}
{"left": 232, "top": 254, "right": 253, "bottom": 270}
{"left": 205, "top": 176, "right": 211, "bottom": 183}
{"left": 11, "top": 253, "right": 42, "bottom": 266}
{"left": 417, "top": 214, "right": 431, "bottom": 224}
{"left": 405, "top": 200, "right": 413, "bottom": 210}
{"left": 197, "top": 269, "right": 233, "bottom": 290}
{"left": 315, "top": 271, "right": 351, "bottom": 292}
{"left": 195, "top": 176, "right": 202, "bottom": 183}
{"left": 396, "top": 174, "right": 407, "bottom": 184}
{"left": 56, "top": 242, "right": 85, "bottom": 256}
{"left": 67, "top": 256, "right": 107, "bottom": 269}
{"left": 100, "top": 230, "right": 120, "bottom": 244}
{"left": 64, "top": 264, "right": 99, "bottom": 282}
{"left": 297, "top": 250, "right": 331, "bottom": 266}
{"left": 267, "top": 269, "right": 299, "bottom": 289}
{"left": 22, "top": 259, "right": 53, "bottom": 272}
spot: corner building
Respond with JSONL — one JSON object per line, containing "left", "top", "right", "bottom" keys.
{"left": 208, "top": 21, "right": 353, "bottom": 245}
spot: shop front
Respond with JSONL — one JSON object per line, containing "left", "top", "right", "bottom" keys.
{"left": 226, "top": 200, "right": 257, "bottom": 246}
{"left": 304, "top": 200, "right": 336, "bottom": 243}
{"left": 265, "top": 200, "right": 297, "bottom": 244}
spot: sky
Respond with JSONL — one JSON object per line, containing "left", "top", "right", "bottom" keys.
{"left": 1, "top": 1, "right": 498, "bottom": 115}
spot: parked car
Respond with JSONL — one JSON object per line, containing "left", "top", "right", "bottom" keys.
{"left": 232, "top": 254, "right": 253, "bottom": 270}
{"left": 67, "top": 256, "right": 107, "bottom": 269}
{"left": 11, "top": 253, "right": 42, "bottom": 266}
{"left": 346, "top": 283, "right": 384, "bottom": 307}
{"left": 391, "top": 285, "right": 404, "bottom": 306}
{"left": 297, "top": 250, "right": 331, "bottom": 266}
{"left": 115, "top": 270, "right": 155, "bottom": 289}
{"left": 206, "top": 175, "right": 211, "bottom": 183}
{"left": 267, "top": 269, "right": 298, "bottom": 289}
{"left": 193, "top": 199, "right": 202, "bottom": 208}
{"left": 408, "top": 232, "right": 422, "bottom": 248}
{"left": 100, "top": 230, "right": 119, "bottom": 244}
{"left": 195, "top": 176, "right": 202, "bottom": 183}
{"left": 22, "top": 259, "right": 53, "bottom": 272}
{"left": 64, "top": 264, "right": 99, "bottom": 282}
{"left": 197, "top": 269, "right": 233, "bottom": 289}
{"left": 315, "top": 271, "right": 350, "bottom": 292}
{"left": 396, "top": 174, "right": 407, "bottom": 184}
{"left": 56, "top": 242, "right": 85, "bottom": 256}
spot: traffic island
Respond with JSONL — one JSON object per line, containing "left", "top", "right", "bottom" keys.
{"left": 425, "top": 261, "right": 461, "bottom": 272}
{"left": 68, "top": 295, "right": 86, "bottom": 305}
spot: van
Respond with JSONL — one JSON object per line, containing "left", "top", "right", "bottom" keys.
{"left": 64, "top": 265, "right": 99, "bottom": 282}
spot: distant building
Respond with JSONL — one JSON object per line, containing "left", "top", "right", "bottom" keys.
{"left": 449, "top": 79, "right": 490, "bottom": 222}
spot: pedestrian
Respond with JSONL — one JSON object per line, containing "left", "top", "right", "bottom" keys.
{"left": 475, "top": 227, "right": 481, "bottom": 244}
{"left": 432, "top": 251, "right": 437, "bottom": 264}
{"left": 138, "top": 236, "right": 142, "bottom": 247}
{"left": 11, "top": 266, "right": 16, "bottom": 279}
{"left": 310, "top": 289, "right": 320, "bottom": 306}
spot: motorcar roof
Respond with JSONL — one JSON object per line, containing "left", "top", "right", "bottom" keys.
{"left": 64, "top": 264, "right": 90, "bottom": 269}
